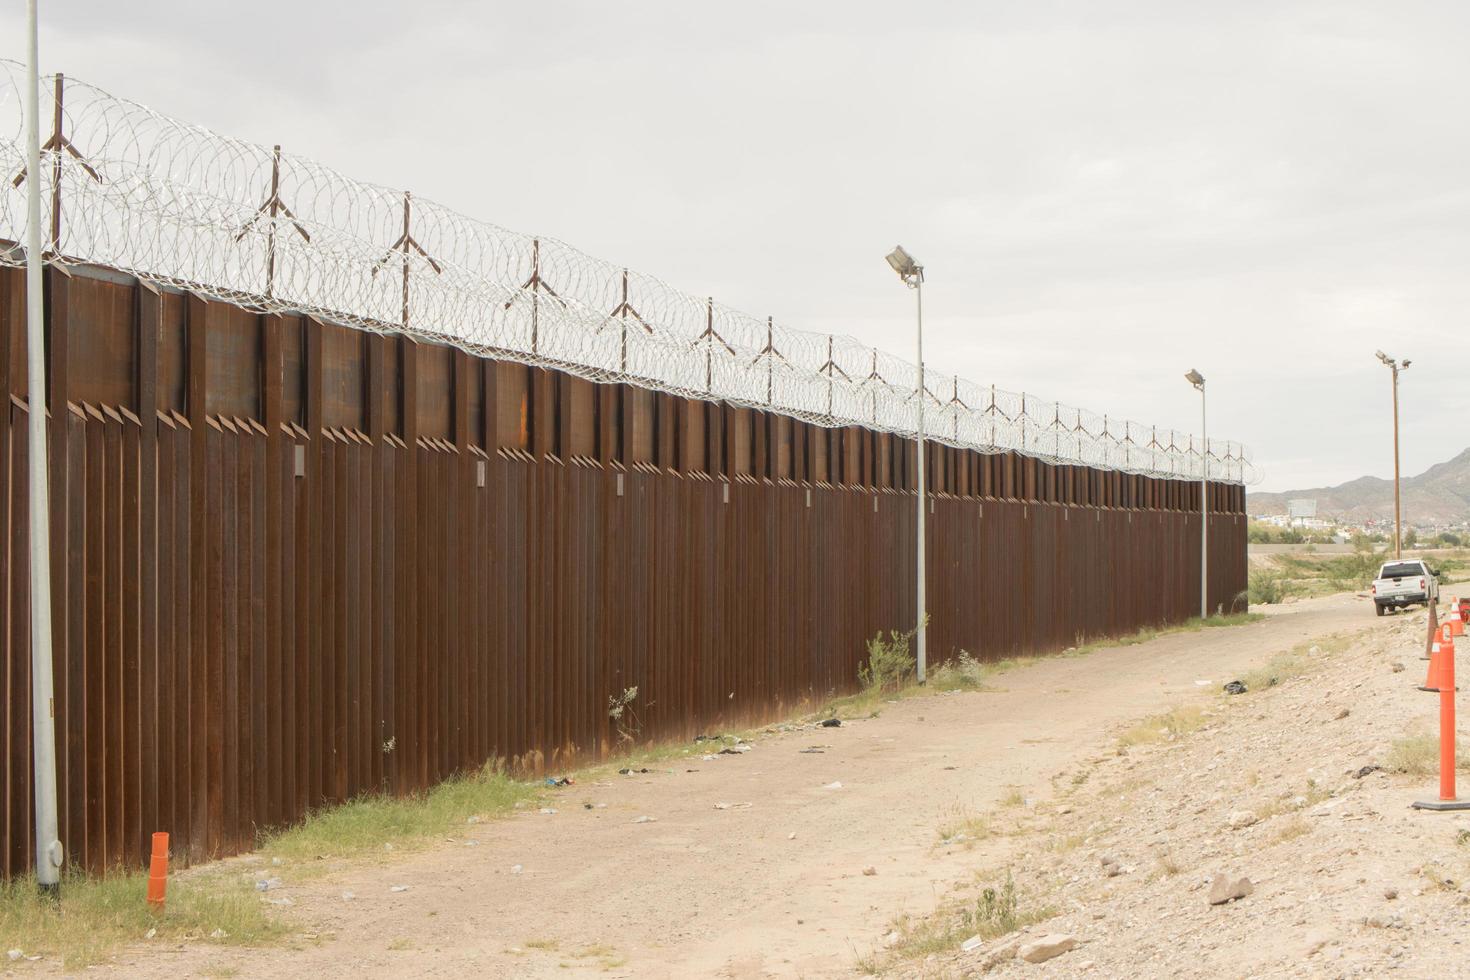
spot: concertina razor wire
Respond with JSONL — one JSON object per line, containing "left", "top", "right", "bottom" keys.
{"left": 0, "top": 64, "right": 1255, "bottom": 485}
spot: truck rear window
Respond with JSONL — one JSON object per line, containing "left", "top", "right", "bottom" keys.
{"left": 1380, "top": 562, "right": 1423, "bottom": 579}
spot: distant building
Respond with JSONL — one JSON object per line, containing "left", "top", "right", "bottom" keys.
{"left": 1287, "top": 499, "right": 1317, "bottom": 528}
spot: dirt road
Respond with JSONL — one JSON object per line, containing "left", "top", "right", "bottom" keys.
{"left": 103, "top": 592, "right": 1388, "bottom": 978}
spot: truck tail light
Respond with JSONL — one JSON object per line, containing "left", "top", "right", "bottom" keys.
{"left": 1419, "top": 578, "right": 1426, "bottom": 591}
{"left": 1371, "top": 584, "right": 1376, "bottom": 595}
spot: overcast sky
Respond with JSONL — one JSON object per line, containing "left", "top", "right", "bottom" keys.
{"left": 5, "top": 0, "right": 1465, "bottom": 491}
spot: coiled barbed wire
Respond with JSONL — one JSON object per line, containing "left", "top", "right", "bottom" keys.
{"left": 0, "top": 63, "right": 1256, "bottom": 484}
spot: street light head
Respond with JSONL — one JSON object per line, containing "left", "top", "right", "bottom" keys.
{"left": 1184, "top": 368, "right": 1205, "bottom": 388}
{"left": 1375, "top": 350, "right": 1388, "bottom": 362}
{"left": 1402, "top": 359, "right": 1411, "bottom": 369}
{"left": 885, "top": 245, "right": 923, "bottom": 286}
{"left": 885, "top": 245, "right": 916, "bottom": 276}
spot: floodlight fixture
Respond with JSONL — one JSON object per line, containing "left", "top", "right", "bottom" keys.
{"left": 885, "top": 246, "right": 923, "bottom": 287}
{"left": 1184, "top": 368, "right": 1205, "bottom": 389}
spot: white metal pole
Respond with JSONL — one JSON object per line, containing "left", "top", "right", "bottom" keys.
{"left": 1391, "top": 366, "right": 1402, "bottom": 560}
{"left": 914, "top": 280, "right": 926, "bottom": 683}
{"left": 1199, "top": 384, "right": 1208, "bottom": 619}
{"left": 25, "top": 0, "right": 63, "bottom": 893}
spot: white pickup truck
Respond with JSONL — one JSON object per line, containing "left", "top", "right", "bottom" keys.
{"left": 1371, "top": 558, "right": 1440, "bottom": 616}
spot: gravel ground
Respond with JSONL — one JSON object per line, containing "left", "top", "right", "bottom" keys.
{"left": 904, "top": 595, "right": 1470, "bottom": 979}
{"left": 19, "top": 587, "right": 1439, "bottom": 979}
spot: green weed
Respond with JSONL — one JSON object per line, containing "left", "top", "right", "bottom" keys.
{"left": 261, "top": 760, "right": 540, "bottom": 866}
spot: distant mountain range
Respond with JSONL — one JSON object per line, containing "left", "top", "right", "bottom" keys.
{"left": 1248, "top": 448, "right": 1470, "bottom": 525}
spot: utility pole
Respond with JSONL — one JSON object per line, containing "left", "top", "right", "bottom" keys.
{"left": 1375, "top": 351, "right": 1410, "bottom": 559}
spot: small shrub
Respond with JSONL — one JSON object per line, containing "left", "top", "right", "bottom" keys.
{"left": 858, "top": 627, "right": 919, "bottom": 695}
{"left": 608, "top": 686, "right": 642, "bottom": 744}
{"left": 1319, "top": 551, "right": 1382, "bottom": 592}
{"left": 1248, "top": 570, "right": 1293, "bottom": 605}
{"left": 961, "top": 873, "right": 1021, "bottom": 938}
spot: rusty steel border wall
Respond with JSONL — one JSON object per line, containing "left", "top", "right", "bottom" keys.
{"left": 0, "top": 263, "right": 1247, "bottom": 877}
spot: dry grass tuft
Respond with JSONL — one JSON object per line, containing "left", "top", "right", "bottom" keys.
{"left": 0, "top": 869, "right": 287, "bottom": 970}
{"left": 936, "top": 809, "right": 993, "bottom": 848}
{"left": 1235, "top": 634, "right": 1352, "bottom": 694}
{"left": 1418, "top": 862, "right": 1460, "bottom": 892}
{"left": 1117, "top": 705, "right": 1207, "bottom": 749}
{"left": 858, "top": 870, "right": 1054, "bottom": 974}
{"left": 1270, "top": 816, "right": 1312, "bottom": 845}
{"left": 1386, "top": 735, "right": 1470, "bottom": 778}
{"left": 929, "top": 651, "right": 991, "bottom": 692}
{"left": 1044, "top": 832, "right": 1088, "bottom": 854}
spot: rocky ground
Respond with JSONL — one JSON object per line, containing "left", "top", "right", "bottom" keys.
{"left": 901, "top": 604, "right": 1470, "bottom": 979}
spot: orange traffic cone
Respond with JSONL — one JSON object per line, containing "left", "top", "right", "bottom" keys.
{"left": 1422, "top": 638, "right": 1445, "bottom": 692}
{"left": 1421, "top": 625, "right": 1456, "bottom": 692}
{"left": 1450, "top": 601, "right": 1465, "bottom": 639}
{"left": 1414, "top": 618, "right": 1470, "bottom": 812}
{"left": 146, "top": 832, "right": 169, "bottom": 911}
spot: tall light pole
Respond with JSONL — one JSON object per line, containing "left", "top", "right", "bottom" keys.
{"left": 24, "top": 0, "right": 64, "bottom": 894}
{"left": 886, "top": 246, "right": 926, "bottom": 682}
{"left": 1185, "top": 369, "right": 1208, "bottom": 618}
{"left": 1375, "top": 351, "right": 1410, "bottom": 558}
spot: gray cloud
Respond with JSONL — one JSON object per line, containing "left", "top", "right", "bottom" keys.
{"left": 6, "top": 0, "right": 1464, "bottom": 490}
